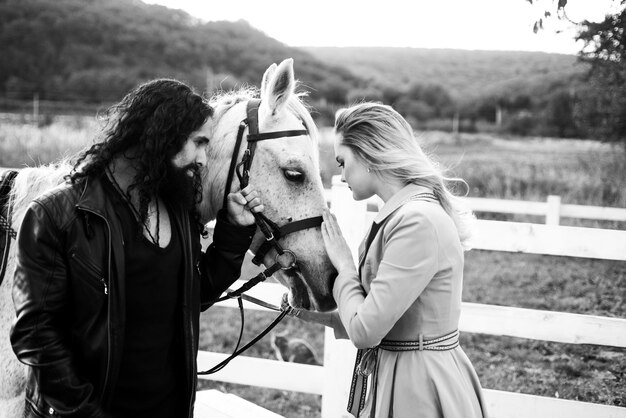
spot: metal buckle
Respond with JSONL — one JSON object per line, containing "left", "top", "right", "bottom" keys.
{"left": 275, "top": 249, "right": 297, "bottom": 270}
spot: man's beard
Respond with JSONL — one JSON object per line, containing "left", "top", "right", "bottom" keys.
{"left": 159, "top": 162, "right": 201, "bottom": 210}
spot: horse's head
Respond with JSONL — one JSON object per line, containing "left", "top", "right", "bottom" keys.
{"left": 202, "top": 58, "right": 337, "bottom": 312}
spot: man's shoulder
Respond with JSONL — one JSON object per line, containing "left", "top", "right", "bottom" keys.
{"left": 33, "top": 179, "right": 83, "bottom": 207}
{"left": 29, "top": 179, "right": 86, "bottom": 228}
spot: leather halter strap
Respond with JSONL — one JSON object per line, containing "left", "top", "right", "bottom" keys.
{"left": 251, "top": 215, "right": 323, "bottom": 265}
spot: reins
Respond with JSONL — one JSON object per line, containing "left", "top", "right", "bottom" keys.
{"left": 198, "top": 99, "right": 322, "bottom": 375}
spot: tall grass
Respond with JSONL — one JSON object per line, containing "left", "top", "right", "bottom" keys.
{"left": 319, "top": 128, "right": 626, "bottom": 208}
{"left": 0, "top": 115, "right": 96, "bottom": 168}
{"left": 3, "top": 118, "right": 624, "bottom": 209}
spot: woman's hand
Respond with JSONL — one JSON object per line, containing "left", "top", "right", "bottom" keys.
{"left": 281, "top": 293, "right": 302, "bottom": 318}
{"left": 226, "top": 184, "right": 264, "bottom": 226}
{"left": 321, "top": 209, "right": 356, "bottom": 274}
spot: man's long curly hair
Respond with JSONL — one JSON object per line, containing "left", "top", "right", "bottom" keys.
{"left": 68, "top": 79, "right": 213, "bottom": 230}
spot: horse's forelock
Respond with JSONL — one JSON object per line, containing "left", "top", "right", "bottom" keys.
{"left": 209, "top": 87, "right": 258, "bottom": 125}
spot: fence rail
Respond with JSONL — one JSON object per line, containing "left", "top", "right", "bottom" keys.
{"left": 322, "top": 189, "right": 626, "bottom": 225}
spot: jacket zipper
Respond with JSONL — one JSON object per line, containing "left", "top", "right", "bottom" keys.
{"left": 70, "top": 253, "right": 108, "bottom": 295}
{"left": 77, "top": 206, "right": 112, "bottom": 404}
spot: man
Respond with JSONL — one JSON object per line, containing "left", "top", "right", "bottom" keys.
{"left": 10, "top": 79, "right": 262, "bottom": 417}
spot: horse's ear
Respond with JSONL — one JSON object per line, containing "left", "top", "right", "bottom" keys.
{"left": 264, "top": 58, "right": 295, "bottom": 116}
{"left": 261, "top": 63, "right": 277, "bottom": 100}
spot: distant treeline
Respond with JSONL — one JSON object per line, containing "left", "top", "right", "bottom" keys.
{"left": 0, "top": 0, "right": 359, "bottom": 103}
{"left": 0, "top": 0, "right": 603, "bottom": 138}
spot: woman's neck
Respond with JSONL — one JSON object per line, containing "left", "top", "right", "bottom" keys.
{"left": 375, "top": 179, "right": 405, "bottom": 203}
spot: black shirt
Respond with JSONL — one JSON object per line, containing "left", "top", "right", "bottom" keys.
{"left": 104, "top": 177, "right": 185, "bottom": 417}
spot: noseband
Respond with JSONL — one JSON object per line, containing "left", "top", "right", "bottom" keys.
{"left": 199, "top": 99, "right": 323, "bottom": 375}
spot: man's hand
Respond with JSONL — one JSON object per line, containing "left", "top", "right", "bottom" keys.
{"left": 226, "top": 184, "right": 264, "bottom": 226}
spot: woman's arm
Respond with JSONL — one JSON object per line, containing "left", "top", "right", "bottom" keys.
{"left": 281, "top": 295, "right": 349, "bottom": 339}
{"left": 333, "top": 211, "right": 439, "bottom": 348}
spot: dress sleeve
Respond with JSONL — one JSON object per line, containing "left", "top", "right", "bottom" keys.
{"left": 332, "top": 211, "right": 439, "bottom": 349}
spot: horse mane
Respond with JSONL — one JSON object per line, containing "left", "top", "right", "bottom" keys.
{"left": 10, "top": 161, "right": 72, "bottom": 228}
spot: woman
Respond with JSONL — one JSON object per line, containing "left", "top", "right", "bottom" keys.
{"left": 283, "top": 103, "right": 487, "bottom": 417}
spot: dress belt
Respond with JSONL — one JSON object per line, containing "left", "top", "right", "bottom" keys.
{"left": 347, "top": 330, "right": 460, "bottom": 417}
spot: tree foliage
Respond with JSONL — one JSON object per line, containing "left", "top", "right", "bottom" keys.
{"left": 1, "top": 0, "right": 620, "bottom": 139}
{"left": 0, "top": 0, "right": 362, "bottom": 104}
{"left": 527, "top": 0, "right": 626, "bottom": 144}
{"left": 575, "top": 2, "right": 626, "bottom": 143}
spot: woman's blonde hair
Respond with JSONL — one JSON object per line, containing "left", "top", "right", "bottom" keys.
{"left": 334, "top": 102, "right": 475, "bottom": 249}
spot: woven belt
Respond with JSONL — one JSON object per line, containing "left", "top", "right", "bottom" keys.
{"left": 347, "top": 330, "right": 460, "bottom": 417}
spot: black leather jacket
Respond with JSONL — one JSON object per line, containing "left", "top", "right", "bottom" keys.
{"left": 10, "top": 176, "right": 254, "bottom": 417}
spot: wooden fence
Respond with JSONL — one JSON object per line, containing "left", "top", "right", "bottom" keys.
{"left": 323, "top": 190, "right": 626, "bottom": 226}
{"left": 198, "top": 178, "right": 626, "bottom": 417}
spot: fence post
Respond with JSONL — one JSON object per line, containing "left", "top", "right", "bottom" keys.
{"left": 322, "top": 330, "right": 357, "bottom": 418}
{"left": 321, "top": 176, "right": 368, "bottom": 418}
{"left": 546, "top": 195, "right": 561, "bottom": 225}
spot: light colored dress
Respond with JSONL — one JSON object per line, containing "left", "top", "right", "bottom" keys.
{"left": 332, "top": 184, "right": 488, "bottom": 418}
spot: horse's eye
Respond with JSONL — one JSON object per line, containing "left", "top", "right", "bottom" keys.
{"left": 283, "top": 169, "right": 304, "bottom": 183}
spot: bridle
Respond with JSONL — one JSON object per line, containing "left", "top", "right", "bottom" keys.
{"left": 198, "top": 99, "right": 323, "bottom": 375}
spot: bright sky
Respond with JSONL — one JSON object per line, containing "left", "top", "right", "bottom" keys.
{"left": 143, "top": 0, "right": 618, "bottom": 54}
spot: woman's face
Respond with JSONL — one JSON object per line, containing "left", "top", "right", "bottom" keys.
{"left": 334, "top": 135, "right": 376, "bottom": 201}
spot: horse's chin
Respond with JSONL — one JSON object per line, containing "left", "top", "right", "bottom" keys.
{"left": 281, "top": 269, "right": 313, "bottom": 310}
{"left": 280, "top": 269, "right": 337, "bottom": 312}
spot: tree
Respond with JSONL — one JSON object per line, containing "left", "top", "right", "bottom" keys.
{"left": 527, "top": 0, "right": 626, "bottom": 145}
{"left": 575, "top": 3, "right": 626, "bottom": 142}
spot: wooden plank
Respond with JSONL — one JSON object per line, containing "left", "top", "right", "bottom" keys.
{"left": 195, "top": 390, "right": 284, "bottom": 418}
{"left": 561, "top": 203, "right": 626, "bottom": 222}
{"left": 484, "top": 389, "right": 626, "bottom": 418}
{"left": 462, "top": 196, "right": 626, "bottom": 222}
{"left": 545, "top": 195, "right": 561, "bottom": 225}
{"left": 197, "top": 351, "right": 324, "bottom": 395}
{"left": 216, "top": 283, "right": 626, "bottom": 347}
{"left": 321, "top": 330, "right": 357, "bottom": 418}
{"left": 460, "top": 303, "right": 626, "bottom": 348}
{"left": 463, "top": 197, "right": 549, "bottom": 216}
{"left": 472, "top": 219, "right": 626, "bottom": 260}
{"left": 324, "top": 182, "right": 626, "bottom": 222}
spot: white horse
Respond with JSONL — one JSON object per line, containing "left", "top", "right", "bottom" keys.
{"left": 0, "top": 58, "right": 336, "bottom": 417}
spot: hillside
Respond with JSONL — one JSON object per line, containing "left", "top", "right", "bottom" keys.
{"left": 0, "top": 0, "right": 362, "bottom": 103}
{"left": 0, "top": 0, "right": 596, "bottom": 137}
{"left": 304, "top": 47, "right": 589, "bottom": 101}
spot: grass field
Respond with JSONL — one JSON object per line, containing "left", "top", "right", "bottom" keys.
{"left": 1, "top": 115, "right": 625, "bottom": 416}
